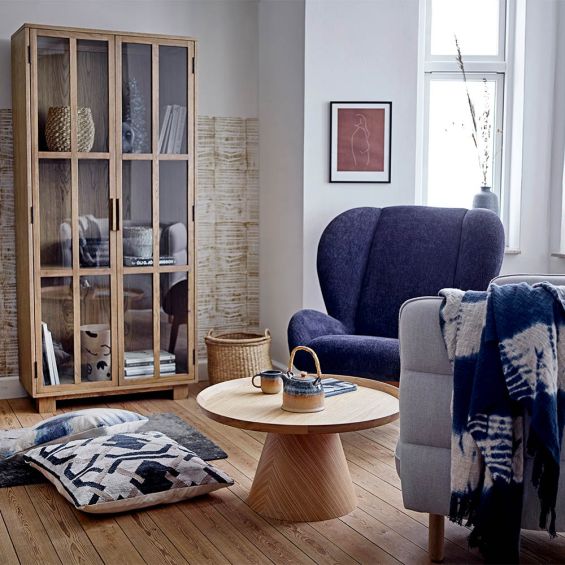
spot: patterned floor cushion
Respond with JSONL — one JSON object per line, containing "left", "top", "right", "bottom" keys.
{"left": 24, "top": 431, "right": 234, "bottom": 513}
{"left": 0, "top": 408, "right": 148, "bottom": 461}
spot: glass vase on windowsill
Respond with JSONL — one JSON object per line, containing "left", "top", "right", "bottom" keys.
{"left": 472, "top": 186, "right": 499, "bottom": 215}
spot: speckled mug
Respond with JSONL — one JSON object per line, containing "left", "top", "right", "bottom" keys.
{"left": 252, "top": 370, "right": 283, "bottom": 394}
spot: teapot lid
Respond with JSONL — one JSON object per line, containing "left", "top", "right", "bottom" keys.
{"left": 287, "top": 370, "right": 319, "bottom": 384}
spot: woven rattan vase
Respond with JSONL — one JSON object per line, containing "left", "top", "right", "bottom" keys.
{"left": 45, "top": 106, "right": 95, "bottom": 152}
{"left": 205, "top": 329, "right": 273, "bottom": 384}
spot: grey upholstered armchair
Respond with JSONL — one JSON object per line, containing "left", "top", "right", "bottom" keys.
{"left": 396, "top": 274, "right": 565, "bottom": 562}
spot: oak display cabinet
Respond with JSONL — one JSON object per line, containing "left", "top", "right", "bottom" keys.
{"left": 11, "top": 24, "right": 197, "bottom": 412}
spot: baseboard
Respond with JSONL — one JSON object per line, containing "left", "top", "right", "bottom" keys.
{"left": 0, "top": 376, "right": 27, "bottom": 399}
{"left": 198, "top": 359, "right": 208, "bottom": 381}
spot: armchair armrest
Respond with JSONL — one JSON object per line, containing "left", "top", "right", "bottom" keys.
{"left": 399, "top": 296, "right": 452, "bottom": 450}
{"left": 288, "top": 309, "right": 349, "bottom": 350}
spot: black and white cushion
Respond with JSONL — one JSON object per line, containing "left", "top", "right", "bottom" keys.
{"left": 24, "top": 431, "right": 233, "bottom": 513}
{"left": 0, "top": 408, "right": 148, "bottom": 461}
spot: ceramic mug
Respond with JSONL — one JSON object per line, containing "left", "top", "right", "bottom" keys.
{"left": 252, "top": 370, "right": 283, "bottom": 394}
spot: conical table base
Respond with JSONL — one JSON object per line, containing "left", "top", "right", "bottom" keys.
{"left": 247, "top": 432, "right": 357, "bottom": 522}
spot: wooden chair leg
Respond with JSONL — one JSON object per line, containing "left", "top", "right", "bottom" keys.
{"left": 168, "top": 318, "right": 180, "bottom": 353}
{"left": 429, "top": 514, "right": 445, "bottom": 562}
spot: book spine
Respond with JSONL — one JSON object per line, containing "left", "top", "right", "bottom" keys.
{"left": 167, "top": 106, "right": 180, "bottom": 154}
{"left": 158, "top": 105, "right": 172, "bottom": 153}
{"left": 41, "top": 323, "right": 51, "bottom": 386}
{"left": 173, "top": 106, "right": 187, "bottom": 153}
{"left": 46, "top": 328, "right": 60, "bottom": 385}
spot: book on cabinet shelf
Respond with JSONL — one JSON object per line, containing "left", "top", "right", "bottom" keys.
{"left": 158, "top": 104, "right": 187, "bottom": 154}
{"left": 41, "top": 322, "right": 60, "bottom": 386}
{"left": 124, "top": 363, "right": 177, "bottom": 378}
{"left": 123, "top": 349, "right": 177, "bottom": 379}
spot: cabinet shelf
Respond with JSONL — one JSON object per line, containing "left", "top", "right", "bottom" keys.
{"left": 12, "top": 24, "right": 197, "bottom": 413}
{"left": 38, "top": 151, "right": 111, "bottom": 159}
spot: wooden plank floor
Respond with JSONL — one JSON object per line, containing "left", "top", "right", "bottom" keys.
{"left": 0, "top": 385, "right": 564, "bottom": 564}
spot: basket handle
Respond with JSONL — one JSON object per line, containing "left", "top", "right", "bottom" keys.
{"left": 287, "top": 346, "right": 322, "bottom": 379}
{"left": 207, "top": 329, "right": 214, "bottom": 338}
{"left": 264, "top": 328, "right": 271, "bottom": 338}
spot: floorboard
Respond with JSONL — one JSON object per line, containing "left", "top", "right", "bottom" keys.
{"left": 0, "top": 385, "right": 561, "bottom": 564}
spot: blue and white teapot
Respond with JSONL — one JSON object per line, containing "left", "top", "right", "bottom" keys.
{"left": 281, "top": 346, "right": 325, "bottom": 413}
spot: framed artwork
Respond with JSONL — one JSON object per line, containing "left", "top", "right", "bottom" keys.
{"left": 330, "top": 101, "right": 392, "bottom": 183}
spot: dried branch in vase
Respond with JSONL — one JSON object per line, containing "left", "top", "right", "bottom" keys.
{"left": 454, "top": 36, "right": 494, "bottom": 187}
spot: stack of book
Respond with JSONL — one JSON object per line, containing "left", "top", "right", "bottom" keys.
{"left": 41, "top": 322, "right": 60, "bottom": 385}
{"left": 124, "top": 349, "right": 176, "bottom": 379}
{"left": 158, "top": 105, "right": 187, "bottom": 153}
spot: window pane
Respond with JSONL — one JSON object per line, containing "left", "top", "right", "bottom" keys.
{"left": 430, "top": 0, "right": 501, "bottom": 57}
{"left": 426, "top": 78, "right": 498, "bottom": 209}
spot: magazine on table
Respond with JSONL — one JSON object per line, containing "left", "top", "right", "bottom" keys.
{"left": 322, "top": 378, "right": 357, "bottom": 397}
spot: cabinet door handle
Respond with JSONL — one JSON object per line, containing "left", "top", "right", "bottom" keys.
{"left": 115, "top": 198, "right": 120, "bottom": 231}
{"left": 109, "top": 198, "right": 115, "bottom": 231}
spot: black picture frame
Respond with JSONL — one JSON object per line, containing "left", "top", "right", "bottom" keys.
{"left": 329, "top": 101, "right": 392, "bottom": 183}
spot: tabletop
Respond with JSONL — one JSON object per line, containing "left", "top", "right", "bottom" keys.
{"left": 196, "top": 375, "right": 399, "bottom": 435}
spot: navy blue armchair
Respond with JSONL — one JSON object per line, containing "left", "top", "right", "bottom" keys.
{"left": 288, "top": 206, "right": 505, "bottom": 381}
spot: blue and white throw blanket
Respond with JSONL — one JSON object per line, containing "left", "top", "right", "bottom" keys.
{"left": 440, "top": 282, "right": 565, "bottom": 563}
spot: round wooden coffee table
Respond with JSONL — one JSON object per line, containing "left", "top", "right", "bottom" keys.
{"left": 197, "top": 375, "right": 399, "bottom": 522}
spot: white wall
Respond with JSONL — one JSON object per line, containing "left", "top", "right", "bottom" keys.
{"left": 548, "top": 0, "right": 565, "bottom": 275}
{"left": 258, "top": 0, "right": 305, "bottom": 362}
{"left": 501, "top": 0, "right": 560, "bottom": 275}
{"left": 302, "top": 0, "right": 419, "bottom": 309}
{"left": 0, "top": 0, "right": 258, "bottom": 117}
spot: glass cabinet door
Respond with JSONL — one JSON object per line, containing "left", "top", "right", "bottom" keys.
{"left": 117, "top": 37, "right": 193, "bottom": 383}
{"left": 34, "top": 30, "right": 116, "bottom": 390}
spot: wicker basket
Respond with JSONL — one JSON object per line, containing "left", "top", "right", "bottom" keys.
{"left": 45, "top": 106, "right": 95, "bottom": 152}
{"left": 205, "top": 329, "right": 272, "bottom": 384}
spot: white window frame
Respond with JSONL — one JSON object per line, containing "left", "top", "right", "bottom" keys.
{"left": 416, "top": 0, "right": 525, "bottom": 251}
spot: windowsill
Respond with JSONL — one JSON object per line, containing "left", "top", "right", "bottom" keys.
{"left": 504, "top": 248, "right": 521, "bottom": 255}
{"left": 551, "top": 253, "right": 565, "bottom": 259}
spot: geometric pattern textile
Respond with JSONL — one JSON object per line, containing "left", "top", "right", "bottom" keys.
{"left": 24, "top": 431, "right": 233, "bottom": 513}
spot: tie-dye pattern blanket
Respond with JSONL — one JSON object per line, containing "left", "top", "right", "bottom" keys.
{"left": 440, "top": 282, "right": 565, "bottom": 563}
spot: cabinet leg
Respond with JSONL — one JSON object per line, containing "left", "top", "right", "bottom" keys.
{"left": 36, "top": 397, "right": 56, "bottom": 414}
{"left": 429, "top": 514, "right": 445, "bottom": 562}
{"left": 172, "top": 385, "right": 189, "bottom": 400}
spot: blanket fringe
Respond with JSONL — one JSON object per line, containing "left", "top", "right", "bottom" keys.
{"left": 449, "top": 492, "right": 478, "bottom": 528}
{"left": 529, "top": 432, "right": 559, "bottom": 538}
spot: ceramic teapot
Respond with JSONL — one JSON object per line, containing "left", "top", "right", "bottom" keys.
{"left": 281, "top": 346, "right": 325, "bottom": 413}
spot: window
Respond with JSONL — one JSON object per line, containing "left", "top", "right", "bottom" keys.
{"left": 420, "top": 0, "right": 507, "bottom": 210}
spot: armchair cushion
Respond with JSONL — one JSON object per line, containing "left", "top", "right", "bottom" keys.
{"left": 307, "top": 334, "right": 399, "bottom": 380}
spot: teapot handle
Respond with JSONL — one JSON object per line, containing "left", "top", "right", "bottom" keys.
{"left": 288, "top": 346, "right": 322, "bottom": 383}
